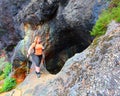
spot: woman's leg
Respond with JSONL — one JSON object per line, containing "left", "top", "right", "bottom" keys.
{"left": 38, "top": 55, "right": 43, "bottom": 71}
{"left": 31, "top": 54, "right": 43, "bottom": 78}
{"left": 35, "top": 66, "right": 40, "bottom": 73}
{"left": 31, "top": 54, "right": 41, "bottom": 73}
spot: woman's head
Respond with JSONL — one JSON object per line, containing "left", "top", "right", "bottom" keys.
{"left": 34, "top": 36, "right": 41, "bottom": 44}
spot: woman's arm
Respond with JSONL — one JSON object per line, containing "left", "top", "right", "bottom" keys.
{"left": 27, "top": 43, "right": 34, "bottom": 57}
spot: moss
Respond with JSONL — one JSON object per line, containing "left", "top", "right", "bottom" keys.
{"left": 108, "top": 0, "right": 120, "bottom": 9}
{"left": 0, "top": 74, "right": 5, "bottom": 80}
{"left": 0, "top": 63, "right": 12, "bottom": 80}
{"left": 0, "top": 56, "right": 12, "bottom": 80}
{"left": 0, "top": 70, "right": 3, "bottom": 75}
{"left": 0, "top": 61, "right": 16, "bottom": 93}
{"left": 3, "top": 63, "right": 12, "bottom": 78}
{"left": 0, "top": 77, "right": 16, "bottom": 93}
{"left": 91, "top": 0, "right": 120, "bottom": 36}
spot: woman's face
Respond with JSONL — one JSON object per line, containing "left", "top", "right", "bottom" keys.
{"left": 37, "top": 37, "right": 41, "bottom": 43}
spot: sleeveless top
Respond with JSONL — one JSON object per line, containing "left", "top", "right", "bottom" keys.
{"left": 31, "top": 43, "right": 44, "bottom": 55}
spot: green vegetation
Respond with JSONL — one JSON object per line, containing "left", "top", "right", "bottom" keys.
{"left": 0, "top": 74, "right": 5, "bottom": 81}
{"left": 0, "top": 77, "right": 16, "bottom": 93}
{"left": 0, "top": 70, "right": 3, "bottom": 76}
{"left": 91, "top": 0, "right": 120, "bottom": 36}
{"left": 0, "top": 62, "right": 12, "bottom": 80}
{"left": 0, "top": 58, "right": 16, "bottom": 93}
{"left": 3, "top": 63, "right": 12, "bottom": 78}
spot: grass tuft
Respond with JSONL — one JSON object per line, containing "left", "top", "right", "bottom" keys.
{"left": 91, "top": 0, "right": 120, "bottom": 36}
{"left": 0, "top": 77, "right": 16, "bottom": 93}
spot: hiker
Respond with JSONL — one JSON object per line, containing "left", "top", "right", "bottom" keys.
{"left": 27, "top": 35, "right": 45, "bottom": 78}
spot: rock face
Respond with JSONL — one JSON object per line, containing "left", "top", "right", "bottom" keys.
{"left": 5, "top": 21, "right": 120, "bottom": 96}
{"left": 0, "top": 0, "right": 30, "bottom": 58}
{"left": 37, "top": 21, "right": 120, "bottom": 96}
{"left": 11, "top": 0, "right": 109, "bottom": 75}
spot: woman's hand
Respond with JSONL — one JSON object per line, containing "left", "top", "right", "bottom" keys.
{"left": 27, "top": 45, "right": 33, "bottom": 58}
{"left": 27, "top": 54, "right": 30, "bottom": 58}
{"left": 27, "top": 49, "right": 31, "bottom": 58}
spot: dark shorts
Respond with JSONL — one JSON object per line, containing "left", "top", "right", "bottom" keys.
{"left": 31, "top": 54, "right": 42, "bottom": 67}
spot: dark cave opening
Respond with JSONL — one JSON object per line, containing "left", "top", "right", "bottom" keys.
{"left": 45, "top": 28, "right": 93, "bottom": 74}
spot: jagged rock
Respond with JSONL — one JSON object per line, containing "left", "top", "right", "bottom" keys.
{"left": 4, "top": 21, "right": 120, "bottom": 96}
{"left": 32, "top": 21, "right": 120, "bottom": 96}
{"left": 0, "top": 0, "right": 31, "bottom": 58}
{"left": 0, "top": 0, "right": 109, "bottom": 56}
{"left": 11, "top": 0, "right": 109, "bottom": 75}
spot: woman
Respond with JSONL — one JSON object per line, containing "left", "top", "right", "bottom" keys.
{"left": 27, "top": 36, "right": 44, "bottom": 78}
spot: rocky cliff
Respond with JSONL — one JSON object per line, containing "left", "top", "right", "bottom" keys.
{"left": 3, "top": 21, "right": 120, "bottom": 96}
{"left": 0, "top": 0, "right": 30, "bottom": 57}
{"left": 9, "top": 0, "right": 109, "bottom": 77}
{"left": 2, "top": 0, "right": 119, "bottom": 95}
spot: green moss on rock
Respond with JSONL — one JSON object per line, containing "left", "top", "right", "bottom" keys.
{"left": 91, "top": 0, "right": 120, "bottom": 36}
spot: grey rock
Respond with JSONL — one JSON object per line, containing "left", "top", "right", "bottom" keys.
{"left": 11, "top": 0, "right": 109, "bottom": 74}
{"left": 28, "top": 21, "right": 120, "bottom": 96}
{"left": 6, "top": 21, "right": 120, "bottom": 96}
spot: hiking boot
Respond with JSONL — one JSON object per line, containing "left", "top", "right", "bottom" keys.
{"left": 35, "top": 72, "right": 41, "bottom": 78}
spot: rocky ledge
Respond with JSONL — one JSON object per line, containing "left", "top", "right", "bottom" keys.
{"left": 4, "top": 21, "right": 120, "bottom": 96}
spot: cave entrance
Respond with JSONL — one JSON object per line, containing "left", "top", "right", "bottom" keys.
{"left": 45, "top": 29, "right": 93, "bottom": 74}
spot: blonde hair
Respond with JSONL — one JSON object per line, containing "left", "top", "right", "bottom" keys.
{"left": 34, "top": 35, "right": 41, "bottom": 44}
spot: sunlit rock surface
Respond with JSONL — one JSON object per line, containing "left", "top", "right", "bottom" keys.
{"left": 4, "top": 21, "right": 120, "bottom": 96}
